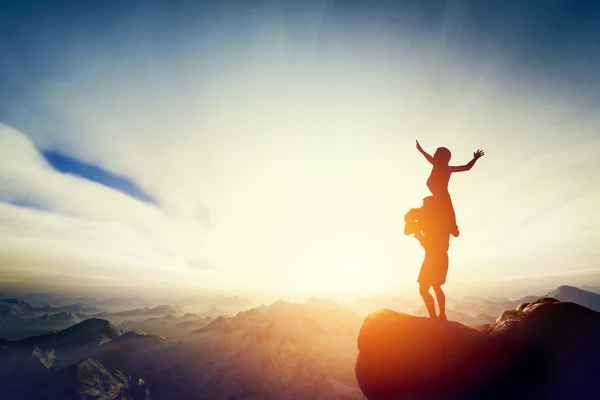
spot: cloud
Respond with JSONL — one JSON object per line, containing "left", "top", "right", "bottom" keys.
{"left": 0, "top": 124, "right": 220, "bottom": 288}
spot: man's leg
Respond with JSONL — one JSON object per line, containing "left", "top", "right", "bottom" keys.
{"left": 433, "top": 285, "right": 446, "bottom": 321}
{"left": 419, "top": 283, "right": 437, "bottom": 319}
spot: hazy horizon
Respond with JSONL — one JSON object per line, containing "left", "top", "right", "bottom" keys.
{"left": 2, "top": 272, "right": 599, "bottom": 307}
{"left": 1, "top": 1, "right": 599, "bottom": 303}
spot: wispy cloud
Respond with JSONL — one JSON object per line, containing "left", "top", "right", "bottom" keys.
{"left": 0, "top": 124, "right": 221, "bottom": 292}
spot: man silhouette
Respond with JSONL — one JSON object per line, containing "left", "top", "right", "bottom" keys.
{"left": 405, "top": 196, "right": 451, "bottom": 321}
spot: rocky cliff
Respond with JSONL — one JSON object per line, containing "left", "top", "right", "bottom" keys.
{"left": 355, "top": 298, "right": 600, "bottom": 400}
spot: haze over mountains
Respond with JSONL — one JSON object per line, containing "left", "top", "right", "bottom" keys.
{"left": 1, "top": 285, "right": 598, "bottom": 399}
{"left": 1, "top": 297, "right": 365, "bottom": 399}
{"left": 0, "top": 292, "right": 255, "bottom": 309}
{"left": 3, "top": 285, "right": 599, "bottom": 340}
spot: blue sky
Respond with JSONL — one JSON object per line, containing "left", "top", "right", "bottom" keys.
{"left": 1, "top": 0, "right": 599, "bottom": 301}
{"left": 42, "top": 151, "right": 156, "bottom": 204}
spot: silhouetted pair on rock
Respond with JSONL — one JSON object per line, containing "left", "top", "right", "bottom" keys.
{"left": 355, "top": 298, "right": 600, "bottom": 400}
{"left": 406, "top": 141, "right": 484, "bottom": 320}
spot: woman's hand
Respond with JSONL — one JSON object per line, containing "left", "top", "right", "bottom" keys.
{"left": 416, "top": 140, "right": 423, "bottom": 153}
{"left": 473, "top": 149, "right": 485, "bottom": 159}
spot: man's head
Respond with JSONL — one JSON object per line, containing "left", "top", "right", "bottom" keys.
{"left": 403, "top": 208, "right": 422, "bottom": 236}
{"left": 433, "top": 147, "right": 451, "bottom": 165}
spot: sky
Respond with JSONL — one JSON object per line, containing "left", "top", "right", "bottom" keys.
{"left": 1, "top": 0, "right": 600, "bottom": 302}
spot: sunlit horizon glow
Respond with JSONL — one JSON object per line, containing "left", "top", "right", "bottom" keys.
{"left": 1, "top": 1, "right": 599, "bottom": 303}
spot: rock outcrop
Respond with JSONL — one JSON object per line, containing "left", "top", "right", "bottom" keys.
{"left": 356, "top": 297, "right": 600, "bottom": 400}
{"left": 9, "top": 358, "right": 150, "bottom": 400}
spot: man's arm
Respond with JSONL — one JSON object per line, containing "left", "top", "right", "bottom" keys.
{"left": 416, "top": 140, "right": 434, "bottom": 164}
{"left": 449, "top": 149, "right": 484, "bottom": 173}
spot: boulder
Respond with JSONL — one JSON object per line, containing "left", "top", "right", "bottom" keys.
{"left": 356, "top": 298, "right": 600, "bottom": 400}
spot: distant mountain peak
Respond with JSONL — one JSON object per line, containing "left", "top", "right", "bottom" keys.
{"left": 273, "top": 299, "right": 290, "bottom": 306}
{"left": 1, "top": 298, "right": 27, "bottom": 304}
{"left": 51, "top": 318, "right": 122, "bottom": 346}
{"left": 73, "top": 318, "right": 111, "bottom": 329}
{"left": 50, "top": 311, "right": 77, "bottom": 319}
{"left": 305, "top": 297, "right": 341, "bottom": 308}
{"left": 546, "top": 285, "right": 600, "bottom": 312}
{"left": 548, "top": 285, "right": 580, "bottom": 294}
{"left": 0, "top": 298, "right": 36, "bottom": 314}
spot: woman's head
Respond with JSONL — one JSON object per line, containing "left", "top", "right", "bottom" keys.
{"left": 433, "top": 147, "right": 451, "bottom": 165}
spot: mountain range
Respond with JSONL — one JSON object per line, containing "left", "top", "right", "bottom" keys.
{"left": 1, "top": 298, "right": 365, "bottom": 400}
{"left": 1, "top": 285, "right": 599, "bottom": 399}
{"left": 95, "top": 305, "right": 182, "bottom": 318}
{"left": 117, "top": 311, "right": 220, "bottom": 339}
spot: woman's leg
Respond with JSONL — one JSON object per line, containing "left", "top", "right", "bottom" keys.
{"left": 443, "top": 194, "right": 459, "bottom": 237}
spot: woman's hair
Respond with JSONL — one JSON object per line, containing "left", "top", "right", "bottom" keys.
{"left": 433, "top": 147, "right": 452, "bottom": 164}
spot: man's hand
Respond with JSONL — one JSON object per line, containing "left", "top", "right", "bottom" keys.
{"left": 473, "top": 149, "right": 485, "bottom": 160}
{"left": 416, "top": 140, "right": 423, "bottom": 152}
